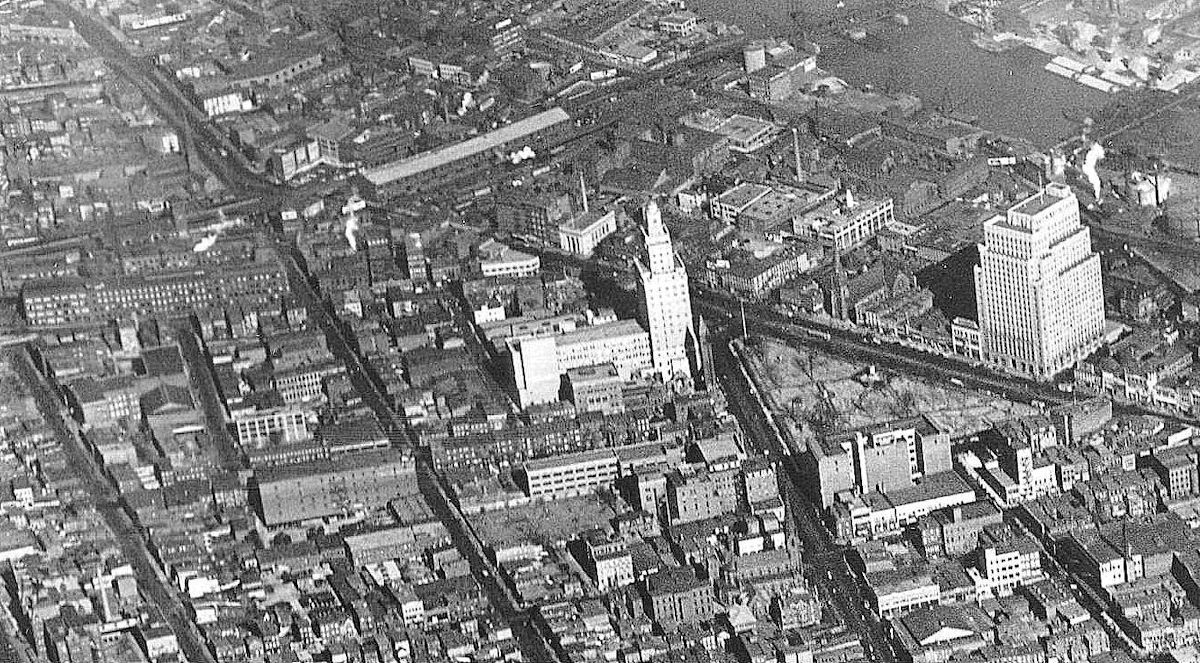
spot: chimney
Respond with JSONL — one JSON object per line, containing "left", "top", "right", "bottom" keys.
{"left": 579, "top": 171, "right": 589, "bottom": 213}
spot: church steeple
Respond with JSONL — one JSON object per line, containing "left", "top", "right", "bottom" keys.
{"left": 831, "top": 244, "right": 849, "bottom": 321}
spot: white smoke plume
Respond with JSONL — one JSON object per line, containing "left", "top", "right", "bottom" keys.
{"left": 344, "top": 212, "right": 360, "bottom": 252}
{"left": 1081, "top": 142, "right": 1105, "bottom": 201}
{"left": 509, "top": 146, "right": 536, "bottom": 164}
{"left": 192, "top": 233, "right": 219, "bottom": 253}
{"left": 191, "top": 209, "right": 236, "bottom": 252}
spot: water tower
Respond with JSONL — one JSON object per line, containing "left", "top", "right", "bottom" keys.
{"left": 743, "top": 41, "right": 767, "bottom": 73}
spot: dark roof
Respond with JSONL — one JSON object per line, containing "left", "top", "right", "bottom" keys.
{"left": 646, "top": 566, "right": 705, "bottom": 596}
{"left": 139, "top": 384, "right": 195, "bottom": 414}
{"left": 140, "top": 345, "right": 186, "bottom": 378}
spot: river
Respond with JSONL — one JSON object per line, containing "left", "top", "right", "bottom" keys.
{"left": 688, "top": 0, "right": 1107, "bottom": 147}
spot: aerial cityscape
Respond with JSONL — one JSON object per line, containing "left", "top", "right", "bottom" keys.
{"left": 2, "top": 0, "right": 1200, "bottom": 661}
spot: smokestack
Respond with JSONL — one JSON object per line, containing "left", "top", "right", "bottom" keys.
{"left": 344, "top": 212, "right": 360, "bottom": 252}
{"left": 792, "top": 127, "right": 804, "bottom": 184}
{"left": 579, "top": 171, "right": 589, "bottom": 213}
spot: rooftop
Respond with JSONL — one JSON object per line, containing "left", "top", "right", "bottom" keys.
{"left": 364, "top": 108, "right": 570, "bottom": 186}
{"left": 524, "top": 448, "right": 617, "bottom": 472}
{"left": 565, "top": 362, "right": 620, "bottom": 383}
{"left": 716, "top": 183, "right": 772, "bottom": 210}
{"left": 1007, "top": 183, "right": 1074, "bottom": 221}
{"left": 646, "top": 566, "right": 704, "bottom": 595}
{"left": 256, "top": 448, "right": 413, "bottom": 484}
{"left": 560, "top": 208, "right": 616, "bottom": 232}
{"left": 887, "top": 470, "right": 975, "bottom": 507}
{"left": 557, "top": 319, "right": 646, "bottom": 347}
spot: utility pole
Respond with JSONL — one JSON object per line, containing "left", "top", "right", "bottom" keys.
{"left": 740, "top": 300, "right": 748, "bottom": 340}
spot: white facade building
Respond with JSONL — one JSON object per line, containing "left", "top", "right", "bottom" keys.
{"left": 793, "top": 193, "right": 894, "bottom": 252}
{"left": 478, "top": 239, "right": 541, "bottom": 278}
{"left": 558, "top": 209, "right": 617, "bottom": 257}
{"left": 509, "top": 319, "right": 652, "bottom": 407}
{"left": 636, "top": 200, "right": 695, "bottom": 380}
{"left": 233, "top": 406, "right": 314, "bottom": 448}
{"left": 522, "top": 449, "right": 620, "bottom": 499}
{"left": 974, "top": 183, "right": 1104, "bottom": 381}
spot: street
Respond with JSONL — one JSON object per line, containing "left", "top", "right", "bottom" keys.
{"left": 269, "top": 240, "right": 559, "bottom": 662}
{"left": 56, "top": 0, "right": 558, "bottom": 652}
{"left": 176, "top": 329, "right": 245, "bottom": 471}
{"left": 6, "top": 347, "right": 218, "bottom": 663}
{"left": 53, "top": 0, "right": 278, "bottom": 198}
{"left": 710, "top": 327, "right": 895, "bottom": 662}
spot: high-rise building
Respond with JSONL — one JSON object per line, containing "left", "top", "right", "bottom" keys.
{"left": 636, "top": 200, "right": 696, "bottom": 380}
{"left": 974, "top": 183, "right": 1104, "bottom": 381}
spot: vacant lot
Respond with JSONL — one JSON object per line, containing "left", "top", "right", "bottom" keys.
{"left": 743, "top": 337, "right": 1035, "bottom": 450}
{"left": 467, "top": 493, "right": 619, "bottom": 548}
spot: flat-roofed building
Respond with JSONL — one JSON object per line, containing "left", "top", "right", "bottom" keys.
{"left": 917, "top": 501, "right": 1003, "bottom": 557}
{"left": 867, "top": 567, "right": 941, "bottom": 618}
{"left": 703, "top": 249, "right": 812, "bottom": 302}
{"left": 645, "top": 567, "right": 715, "bottom": 628}
{"left": 794, "top": 193, "right": 895, "bottom": 252}
{"left": 565, "top": 363, "right": 625, "bottom": 415}
{"left": 833, "top": 471, "right": 977, "bottom": 542}
{"left": 972, "top": 523, "right": 1042, "bottom": 597}
{"left": 254, "top": 449, "right": 417, "bottom": 526}
{"left": 667, "top": 465, "right": 740, "bottom": 524}
{"left": 658, "top": 12, "right": 698, "bottom": 35}
{"left": 748, "top": 65, "right": 793, "bottom": 104}
{"left": 509, "top": 319, "right": 651, "bottom": 407}
{"left": 522, "top": 448, "right": 619, "bottom": 499}
{"left": 711, "top": 183, "right": 772, "bottom": 223}
{"left": 477, "top": 239, "right": 540, "bottom": 278}
{"left": 23, "top": 261, "right": 287, "bottom": 329}
{"left": 233, "top": 406, "right": 315, "bottom": 449}
{"left": 806, "top": 415, "right": 951, "bottom": 507}
{"left": 343, "top": 521, "right": 449, "bottom": 567}
{"left": 497, "top": 190, "right": 573, "bottom": 244}
{"left": 712, "top": 114, "right": 778, "bottom": 153}
{"left": 67, "top": 375, "right": 144, "bottom": 428}
{"left": 272, "top": 359, "right": 345, "bottom": 405}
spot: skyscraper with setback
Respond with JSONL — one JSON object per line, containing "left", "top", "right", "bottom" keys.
{"left": 974, "top": 183, "right": 1104, "bottom": 381}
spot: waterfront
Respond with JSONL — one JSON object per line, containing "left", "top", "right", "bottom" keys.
{"left": 688, "top": 0, "right": 1107, "bottom": 146}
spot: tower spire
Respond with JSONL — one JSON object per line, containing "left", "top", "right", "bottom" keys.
{"left": 637, "top": 197, "right": 696, "bottom": 384}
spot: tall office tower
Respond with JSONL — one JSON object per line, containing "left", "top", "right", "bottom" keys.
{"left": 637, "top": 199, "right": 696, "bottom": 381}
{"left": 974, "top": 183, "right": 1104, "bottom": 381}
